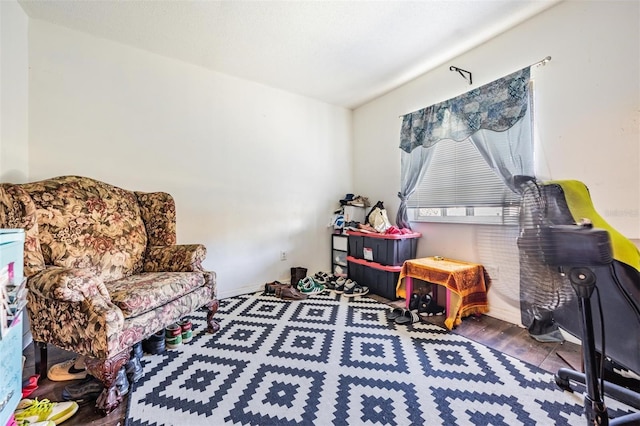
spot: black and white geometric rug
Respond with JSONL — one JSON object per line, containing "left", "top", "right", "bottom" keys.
{"left": 125, "top": 292, "right": 635, "bottom": 425}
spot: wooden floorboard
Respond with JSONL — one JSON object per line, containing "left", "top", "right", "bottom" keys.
{"left": 19, "top": 294, "right": 583, "bottom": 426}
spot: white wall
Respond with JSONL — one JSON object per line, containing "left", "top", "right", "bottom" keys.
{"left": 27, "top": 20, "right": 353, "bottom": 299}
{"left": 352, "top": 0, "right": 640, "bottom": 324}
{"left": 0, "top": 0, "right": 29, "bottom": 183}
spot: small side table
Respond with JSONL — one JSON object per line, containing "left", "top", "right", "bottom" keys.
{"left": 396, "top": 256, "right": 489, "bottom": 330}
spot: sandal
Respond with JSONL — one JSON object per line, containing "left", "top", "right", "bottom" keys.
{"left": 395, "top": 309, "right": 420, "bottom": 325}
{"left": 343, "top": 279, "right": 369, "bottom": 297}
{"left": 386, "top": 307, "right": 404, "bottom": 321}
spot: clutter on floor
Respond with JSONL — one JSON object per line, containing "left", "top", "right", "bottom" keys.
{"left": 263, "top": 268, "right": 370, "bottom": 301}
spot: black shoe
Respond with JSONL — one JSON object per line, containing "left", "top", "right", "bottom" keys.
{"left": 115, "top": 366, "right": 129, "bottom": 395}
{"left": 409, "top": 293, "right": 420, "bottom": 311}
{"left": 62, "top": 376, "right": 103, "bottom": 403}
{"left": 125, "top": 354, "right": 144, "bottom": 383}
{"left": 142, "top": 330, "right": 166, "bottom": 355}
{"left": 132, "top": 342, "right": 143, "bottom": 360}
{"left": 62, "top": 367, "right": 129, "bottom": 403}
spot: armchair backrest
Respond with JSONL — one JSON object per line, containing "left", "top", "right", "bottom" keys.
{"left": 2, "top": 176, "right": 182, "bottom": 283}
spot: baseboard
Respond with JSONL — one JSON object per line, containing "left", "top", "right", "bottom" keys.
{"left": 218, "top": 284, "right": 263, "bottom": 300}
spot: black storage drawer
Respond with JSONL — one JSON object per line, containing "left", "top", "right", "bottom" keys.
{"left": 347, "top": 231, "right": 421, "bottom": 266}
{"left": 348, "top": 256, "right": 401, "bottom": 300}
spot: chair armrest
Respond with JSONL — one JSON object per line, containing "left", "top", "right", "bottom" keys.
{"left": 28, "top": 266, "right": 111, "bottom": 302}
{"left": 27, "top": 267, "right": 125, "bottom": 359}
{"left": 143, "top": 244, "right": 207, "bottom": 272}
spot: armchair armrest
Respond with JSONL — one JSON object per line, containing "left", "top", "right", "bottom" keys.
{"left": 143, "top": 244, "right": 207, "bottom": 272}
{"left": 28, "top": 266, "right": 111, "bottom": 302}
{"left": 27, "top": 266, "right": 125, "bottom": 359}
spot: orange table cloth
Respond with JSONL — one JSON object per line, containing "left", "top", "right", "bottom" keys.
{"left": 396, "top": 257, "right": 489, "bottom": 330}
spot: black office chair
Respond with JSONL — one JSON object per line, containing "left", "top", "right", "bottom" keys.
{"left": 517, "top": 179, "right": 640, "bottom": 425}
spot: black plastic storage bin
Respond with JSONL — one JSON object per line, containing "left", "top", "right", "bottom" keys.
{"left": 347, "top": 256, "right": 401, "bottom": 300}
{"left": 347, "top": 231, "right": 421, "bottom": 266}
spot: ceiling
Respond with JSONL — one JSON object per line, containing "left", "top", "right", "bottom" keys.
{"left": 17, "top": 0, "right": 560, "bottom": 109}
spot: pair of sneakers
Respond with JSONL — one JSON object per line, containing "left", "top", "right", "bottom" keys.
{"left": 297, "top": 276, "right": 326, "bottom": 295}
{"left": 334, "top": 278, "right": 369, "bottom": 297}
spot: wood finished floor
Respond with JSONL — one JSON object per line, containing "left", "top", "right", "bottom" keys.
{"left": 20, "top": 295, "right": 582, "bottom": 426}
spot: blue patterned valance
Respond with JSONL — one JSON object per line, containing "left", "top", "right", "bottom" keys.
{"left": 400, "top": 67, "right": 531, "bottom": 153}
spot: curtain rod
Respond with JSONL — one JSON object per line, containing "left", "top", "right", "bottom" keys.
{"left": 398, "top": 56, "right": 552, "bottom": 118}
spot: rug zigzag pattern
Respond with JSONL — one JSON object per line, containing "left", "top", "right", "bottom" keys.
{"left": 126, "top": 292, "right": 635, "bottom": 425}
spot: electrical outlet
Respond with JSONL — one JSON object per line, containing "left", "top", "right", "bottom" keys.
{"left": 280, "top": 251, "right": 287, "bottom": 261}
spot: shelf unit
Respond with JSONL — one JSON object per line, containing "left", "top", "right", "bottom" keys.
{"left": 0, "top": 229, "right": 25, "bottom": 426}
{"left": 331, "top": 232, "right": 348, "bottom": 277}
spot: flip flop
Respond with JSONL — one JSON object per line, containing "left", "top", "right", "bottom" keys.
{"left": 386, "top": 307, "right": 404, "bottom": 321}
{"left": 395, "top": 309, "right": 420, "bottom": 325}
{"left": 22, "top": 374, "right": 40, "bottom": 398}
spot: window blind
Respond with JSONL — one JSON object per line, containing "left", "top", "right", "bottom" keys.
{"left": 408, "top": 138, "right": 520, "bottom": 209}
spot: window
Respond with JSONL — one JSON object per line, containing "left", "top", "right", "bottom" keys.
{"left": 397, "top": 67, "right": 534, "bottom": 229}
{"left": 407, "top": 136, "right": 522, "bottom": 225}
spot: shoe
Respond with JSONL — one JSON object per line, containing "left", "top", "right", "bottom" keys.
{"left": 14, "top": 398, "right": 79, "bottom": 425}
{"left": 342, "top": 279, "right": 369, "bottom": 297}
{"left": 47, "top": 357, "right": 87, "bottom": 382}
{"left": 314, "top": 271, "right": 331, "bottom": 281}
{"left": 62, "top": 367, "right": 129, "bottom": 403}
{"left": 131, "top": 342, "right": 143, "bottom": 360}
{"left": 125, "top": 354, "right": 144, "bottom": 383}
{"left": 115, "top": 366, "right": 130, "bottom": 396}
{"left": 333, "top": 277, "right": 347, "bottom": 293}
{"left": 165, "top": 323, "right": 182, "bottom": 349}
{"left": 178, "top": 318, "right": 193, "bottom": 343}
{"left": 409, "top": 293, "right": 420, "bottom": 311}
{"left": 263, "top": 280, "right": 288, "bottom": 296}
{"left": 142, "top": 330, "right": 166, "bottom": 355}
{"left": 297, "top": 277, "right": 325, "bottom": 295}
{"left": 275, "top": 285, "right": 307, "bottom": 301}
{"left": 417, "top": 294, "right": 445, "bottom": 317}
{"left": 323, "top": 275, "right": 337, "bottom": 290}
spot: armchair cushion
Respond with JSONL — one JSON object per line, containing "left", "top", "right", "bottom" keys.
{"left": 106, "top": 272, "right": 205, "bottom": 317}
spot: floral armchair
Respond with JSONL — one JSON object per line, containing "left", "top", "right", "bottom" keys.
{"left": 0, "top": 176, "right": 219, "bottom": 414}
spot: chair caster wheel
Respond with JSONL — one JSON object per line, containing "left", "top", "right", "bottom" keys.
{"left": 555, "top": 374, "right": 573, "bottom": 392}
